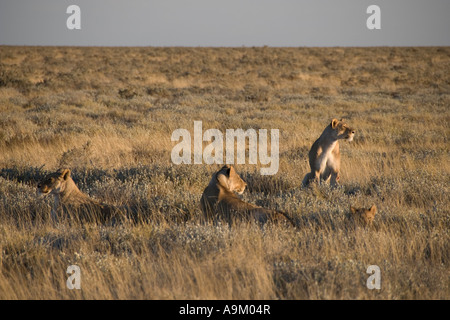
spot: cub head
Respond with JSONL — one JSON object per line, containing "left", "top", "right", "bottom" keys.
{"left": 216, "top": 165, "right": 247, "bottom": 195}
{"left": 37, "top": 168, "right": 72, "bottom": 196}
{"left": 331, "top": 118, "right": 356, "bottom": 142}
{"left": 350, "top": 204, "right": 377, "bottom": 225}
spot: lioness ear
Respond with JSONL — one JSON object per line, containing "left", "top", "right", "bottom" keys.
{"left": 228, "top": 165, "right": 236, "bottom": 177}
{"left": 217, "top": 173, "right": 229, "bottom": 189}
{"left": 350, "top": 206, "right": 356, "bottom": 214}
{"left": 221, "top": 164, "right": 231, "bottom": 175}
{"left": 369, "top": 204, "right": 377, "bottom": 214}
{"left": 61, "top": 169, "right": 71, "bottom": 181}
{"left": 331, "top": 118, "right": 339, "bottom": 129}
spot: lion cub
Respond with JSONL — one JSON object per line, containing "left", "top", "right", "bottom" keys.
{"left": 350, "top": 205, "right": 377, "bottom": 226}
{"left": 37, "top": 168, "right": 124, "bottom": 224}
{"left": 200, "top": 165, "right": 295, "bottom": 227}
{"left": 302, "top": 118, "right": 355, "bottom": 187}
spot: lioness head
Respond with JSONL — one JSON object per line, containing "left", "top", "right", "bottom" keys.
{"left": 331, "top": 118, "right": 355, "bottom": 142}
{"left": 350, "top": 204, "right": 377, "bottom": 225}
{"left": 216, "top": 165, "right": 247, "bottom": 195}
{"left": 37, "top": 168, "right": 72, "bottom": 196}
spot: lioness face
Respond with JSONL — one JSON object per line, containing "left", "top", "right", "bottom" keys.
{"left": 216, "top": 165, "right": 247, "bottom": 195}
{"left": 350, "top": 204, "right": 377, "bottom": 225}
{"left": 331, "top": 118, "right": 355, "bottom": 142}
{"left": 37, "top": 169, "right": 71, "bottom": 196}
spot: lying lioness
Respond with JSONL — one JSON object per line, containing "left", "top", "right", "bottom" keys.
{"left": 37, "top": 168, "right": 125, "bottom": 224}
{"left": 200, "top": 165, "right": 295, "bottom": 227}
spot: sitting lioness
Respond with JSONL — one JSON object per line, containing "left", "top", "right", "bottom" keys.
{"left": 37, "top": 168, "right": 124, "bottom": 224}
{"left": 302, "top": 118, "right": 355, "bottom": 187}
{"left": 200, "top": 165, "right": 295, "bottom": 227}
{"left": 350, "top": 205, "right": 377, "bottom": 226}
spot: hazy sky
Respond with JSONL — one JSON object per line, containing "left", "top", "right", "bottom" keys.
{"left": 0, "top": 0, "right": 449, "bottom": 46}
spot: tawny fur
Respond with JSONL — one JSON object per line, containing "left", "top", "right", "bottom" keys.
{"left": 200, "top": 165, "right": 295, "bottom": 227}
{"left": 302, "top": 118, "right": 355, "bottom": 187}
{"left": 350, "top": 204, "right": 377, "bottom": 226}
{"left": 37, "top": 168, "right": 124, "bottom": 224}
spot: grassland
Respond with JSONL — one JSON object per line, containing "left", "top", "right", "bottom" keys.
{"left": 0, "top": 46, "right": 449, "bottom": 299}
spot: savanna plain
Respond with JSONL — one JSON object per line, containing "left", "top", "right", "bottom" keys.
{"left": 0, "top": 46, "right": 448, "bottom": 299}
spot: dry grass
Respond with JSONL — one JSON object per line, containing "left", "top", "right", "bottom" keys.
{"left": 0, "top": 46, "right": 449, "bottom": 299}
